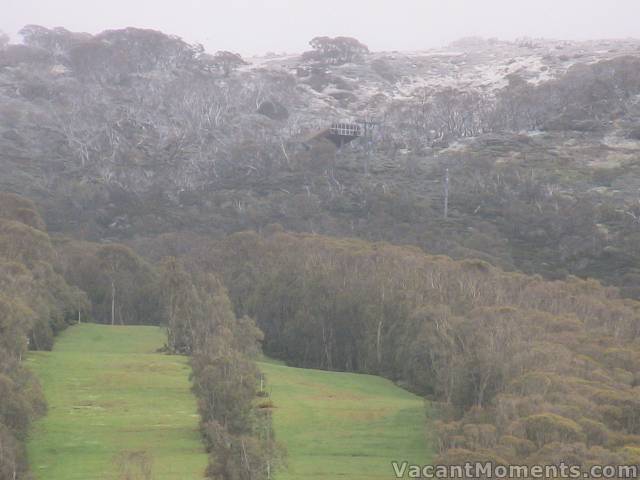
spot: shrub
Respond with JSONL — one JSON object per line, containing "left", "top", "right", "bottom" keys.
{"left": 524, "top": 413, "right": 585, "bottom": 448}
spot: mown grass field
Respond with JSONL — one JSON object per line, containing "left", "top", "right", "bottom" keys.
{"left": 259, "top": 359, "right": 431, "bottom": 479}
{"left": 26, "top": 324, "right": 207, "bottom": 480}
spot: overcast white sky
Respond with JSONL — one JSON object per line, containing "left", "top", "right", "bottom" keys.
{"left": 3, "top": 0, "right": 640, "bottom": 56}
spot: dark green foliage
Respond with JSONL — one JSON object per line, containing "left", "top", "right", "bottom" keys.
{"left": 159, "top": 256, "right": 281, "bottom": 479}
{"left": 56, "top": 240, "right": 164, "bottom": 326}
{"left": 202, "top": 420, "right": 284, "bottom": 480}
{"left": 199, "top": 230, "right": 640, "bottom": 469}
{"left": 0, "top": 193, "right": 88, "bottom": 479}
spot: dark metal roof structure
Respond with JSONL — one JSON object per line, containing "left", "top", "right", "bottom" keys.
{"left": 304, "top": 122, "right": 363, "bottom": 147}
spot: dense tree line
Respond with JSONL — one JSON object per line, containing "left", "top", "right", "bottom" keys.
{"left": 159, "top": 257, "right": 284, "bottom": 480}
{"left": 0, "top": 193, "right": 88, "bottom": 480}
{"left": 188, "top": 230, "right": 640, "bottom": 470}
{"left": 55, "top": 240, "right": 163, "bottom": 325}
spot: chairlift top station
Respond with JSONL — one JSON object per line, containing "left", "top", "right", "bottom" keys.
{"left": 306, "top": 121, "right": 364, "bottom": 147}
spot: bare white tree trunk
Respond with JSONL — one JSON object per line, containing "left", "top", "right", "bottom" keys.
{"left": 241, "top": 439, "right": 252, "bottom": 479}
{"left": 376, "top": 320, "right": 383, "bottom": 365}
{"left": 111, "top": 279, "right": 116, "bottom": 326}
{"left": 444, "top": 168, "right": 450, "bottom": 219}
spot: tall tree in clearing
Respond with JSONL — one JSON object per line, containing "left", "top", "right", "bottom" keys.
{"left": 97, "top": 245, "right": 141, "bottom": 325}
{"left": 159, "top": 257, "right": 200, "bottom": 354}
{"left": 56, "top": 240, "right": 163, "bottom": 326}
{"left": 211, "top": 50, "right": 248, "bottom": 76}
{"left": 303, "top": 36, "right": 369, "bottom": 64}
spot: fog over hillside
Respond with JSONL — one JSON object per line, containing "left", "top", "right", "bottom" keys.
{"left": 3, "top": 0, "right": 640, "bottom": 54}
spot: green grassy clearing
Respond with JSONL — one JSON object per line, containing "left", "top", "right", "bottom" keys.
{"left": 26, "top": 324, "right": 430, "bottom": 480}
{"left": 259, "top": 361, "right": 431, "bottom": 479}
{"left": 26, "top": 324, "right": 207, "bottom": 480}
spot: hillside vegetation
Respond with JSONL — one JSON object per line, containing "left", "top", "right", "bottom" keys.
{"left": 2, "top": 28, "right": 640, "bottom": 298}
{"left": 197, "top": 231, "right": 640, "bottom": 469}
{"left": 26, "top": 324, "right": 208, "bottom": 480}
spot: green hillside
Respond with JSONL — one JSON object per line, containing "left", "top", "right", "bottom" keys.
{"left": 26, "top": 324, "right": 207, "bottom": 480}
{"left": 260, "top": 360, "right": 430, "bottom": 479}
{"left": 25, "top": 324, "right": 429, "bottom": 479}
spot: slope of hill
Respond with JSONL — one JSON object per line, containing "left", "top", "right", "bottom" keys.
{"left": 26, "top": 324, "right": 207, "bottom": 480}
{"left": 260, "top": 360, "right": 430, "bottom": 479}
{"left": 2, "top": 28, "right": 640, "bottom": 298}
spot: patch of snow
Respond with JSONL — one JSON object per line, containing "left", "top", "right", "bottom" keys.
{"left": 440, "top": 141, "right": 469, "bottom": 154}
{"left": 602, "top": 134, "right": 640, "bottom": 151}
{"left": 525, "top": 130, "right": 546, "bottom": 137}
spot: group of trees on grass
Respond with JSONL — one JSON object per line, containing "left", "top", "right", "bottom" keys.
{"left": 187, "top": 229, "right": 640, "bottom": 470}
{"left": 159, "top": 257, "right": 284, "bottom": 480}
{"left": 51, "top": 233, "right": 282, "bottom": 479}
{"left": 0, "top": 193, "right": 88, "bottom": 480}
